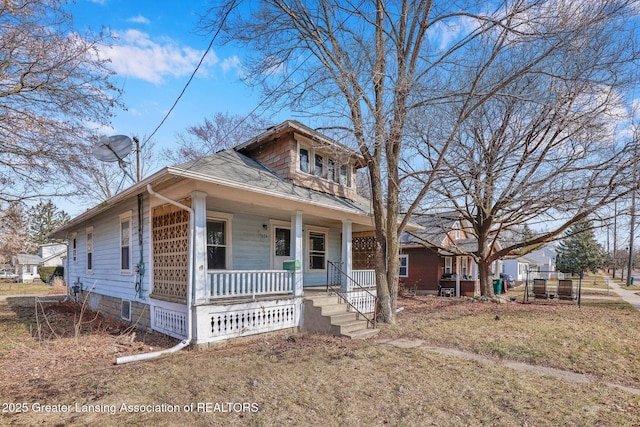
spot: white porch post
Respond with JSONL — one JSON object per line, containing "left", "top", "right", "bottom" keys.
{"left": 341, "top": 219, "right": 352, "bottom": 292}
{"left": 191, "top": 191, "right": 208, "bottom": 304}
{"left": 291, "top": 210, "right": 303, "bottom": 296}
{"left": 455, "top": 256, "right": 461, "bottom": 297}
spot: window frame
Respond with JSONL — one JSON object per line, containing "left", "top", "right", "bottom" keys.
{"left": 119, "top": 212, "right": 132, "bottom": 275}
{"left": 461, "top": 256, "right": 469, "bottom": 278}
{"left": 86, "top": 226, "right": 94, "bottom": 274}
{"left": 71, "top": 232, "right": 77, "bottom": 264}
{"left": 444, "top": 257, "right": 452, "bottom": 275}
{"left": 299, "top": 147, "right": 310, "bottom": 173}
{"left": 296, "top": 139, "right": 354, "bottom": 188}
{"left": 306, "top": 226, "right": 328, "bottom": 272}
{"left": 399, "top": 254, "right": 409, "bottom": 278}
{"left": 206, "top": 212, "right": 233, "bottom": 271}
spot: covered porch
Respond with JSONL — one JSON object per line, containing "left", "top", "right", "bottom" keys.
{"left": 146, "top": 188, "right": 376, "bottom": 344}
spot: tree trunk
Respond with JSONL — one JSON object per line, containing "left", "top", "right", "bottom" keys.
{"left": 478, "top": 259, "right": 494, "bottom": 297}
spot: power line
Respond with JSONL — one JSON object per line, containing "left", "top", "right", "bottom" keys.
{"left": 142, "top": 0, "right": 239, "bottom": 146}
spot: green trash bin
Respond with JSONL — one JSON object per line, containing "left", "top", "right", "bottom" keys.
{"left": 493, "top": 279, "right": 503, "bottom": 295}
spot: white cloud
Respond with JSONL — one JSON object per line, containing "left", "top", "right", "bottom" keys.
{"left": 100, "top": 30, "right": 219, "bottom": 84}
{"left": 128, "top": 15, "right": 150, "bottom": 25}
{"left": 221, "top": 55, "right": 241, "bottom": 74}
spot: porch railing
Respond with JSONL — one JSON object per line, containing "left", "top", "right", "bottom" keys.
{"left": 326, "top": 261, "right": 377, "bottom": 329}
{"left": 352, "top": 269, "right": 376, "bottom": 288}
{"left": 209, "top": 270, "right": 294, "bottom": 299}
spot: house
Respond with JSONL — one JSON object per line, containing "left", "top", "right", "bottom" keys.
{"left": 12, "top": 243, "right": 67, "bottom": 283}
{"left": 503, "top": 247, "right": 557, "bottom": 283}
{"left": 13, "top": 254, "right": 41, "bottom": 283}
{"left": 49, "top": 121, "right": 378, "bottom": 347}
{"left": 399, "top": 212, "right": 501, "bottom": 296}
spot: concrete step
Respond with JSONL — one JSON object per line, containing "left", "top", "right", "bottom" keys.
{"left": 306, "top": 294, "right": 344, "bottom": 306}
{"left": 331, "top": 319, "right": 368, "bottom": 335}
{"left": 343, "top": 328, "right": 379, "bottom": 340}
{"left": 302, "top": 291, "right": 378, "bottom": 339}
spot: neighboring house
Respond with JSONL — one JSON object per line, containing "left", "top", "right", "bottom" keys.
{"left": 13, "top": 243, "right": 67, "bottom": 283}
{"left": 39, "top": 242, "right": 67, "bottom": 268}
{"left": 13, "top": 254, "right": 42, "bottom": 283}
{"left": 399, "top": 212, "right": 501, "bottom": 296}
{"left": 503, "top": 247, "right": 557, "bottom": 283}
{"left": 49, "top": 120, "right": 378, "bottom": 345}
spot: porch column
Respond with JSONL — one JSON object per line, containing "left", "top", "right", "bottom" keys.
{"left": 291, "top": 210, "right": 303, "bottom": 296}
{"left": 191, "top": 191, "right": 208, "bottom": 304}
{"left": 341, "top": 219, "right": 352, "bottom": 292}
{"left": 455, "top": 256, "right": 461, "bottom": 297}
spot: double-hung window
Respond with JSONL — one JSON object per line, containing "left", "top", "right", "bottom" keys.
{"left": 399, "top": 254, "right": 409, "bottom": 277}
{"left": 206, "top": 213, "right": 233, "bottom": 270}
{"left": 86, "top": 227, "right": 94, "bottom": 273}
{"left": 72, "top": 233, "right": 77, "bottom": 263}
{"left": 207, "top": 220, "right": 227, "bottom": 269}
{"left": 120, "top": 212, "right": 132, "bottom": 274}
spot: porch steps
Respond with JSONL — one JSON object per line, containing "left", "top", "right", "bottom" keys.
{"left": 302, "top": 293, "right": 378, "bottom": 340}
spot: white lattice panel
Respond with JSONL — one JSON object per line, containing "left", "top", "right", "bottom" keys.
{"left": 152, "top": 203, "right": 190, "bottom": 300}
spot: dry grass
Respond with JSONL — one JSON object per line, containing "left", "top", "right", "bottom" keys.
{"left": 0, "top": 292, "right": 638, "bottom": 426}
{"left": 0, "top": 280, "right": 64, "bottom": 296}
{"left": 382, "top": 294, "right": 640, "bottom": 387}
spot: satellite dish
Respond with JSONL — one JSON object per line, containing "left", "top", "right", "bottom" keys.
{"left": 92, "top": 135, "right": 133, "bottom": 162}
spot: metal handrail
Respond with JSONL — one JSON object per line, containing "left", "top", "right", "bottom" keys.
{"left": 326, "top": 261, "right": 377, "bottom": 329}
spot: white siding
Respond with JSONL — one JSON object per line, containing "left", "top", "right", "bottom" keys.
{"left": 231, "top": 213, "right": 271, "bottom": 270}
{"left": 65, "top": 196, "right": 150, "bottom": 302}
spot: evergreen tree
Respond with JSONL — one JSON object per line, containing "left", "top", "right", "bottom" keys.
{"left": 556, "top": 221, "right": 604, "bottom": 275}
{"left": 27, "top": 201, "right": 70, "bottom": 246}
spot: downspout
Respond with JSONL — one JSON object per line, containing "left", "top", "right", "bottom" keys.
{"left": 116, "top": 184, "right": 194, "bottom": 364}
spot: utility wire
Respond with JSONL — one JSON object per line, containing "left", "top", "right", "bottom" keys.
{"left": 180, "top": 0, "right": 367, "bottom": 174}
{"left": 142, "top": 0, "right": 238, "bottom": 146}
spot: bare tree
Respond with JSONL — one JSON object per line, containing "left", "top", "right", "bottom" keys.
{"left": 0, "top": 202, "right": 32, "bottom": 264}
{"left": 407, "top": 3, "right": 640, "bottom": 295}
{"left": 162, "top": 112, "right": 273, "bottom": 164}
{"left": 0, "top": 0, "right": 122, "bottom": 203}
{"left": 208, "top": 0, "right": 640, "bottom": 321}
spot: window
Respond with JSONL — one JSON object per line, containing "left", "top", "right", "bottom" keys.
{"left": 207, "top": 220, "right": 227, "bottom": 269}
{"left": 120, "top": 213, "right": 132, "bottom": 273}
{"left": 327, "top": 159, "right": 336, "bottom": 182}
{"left": 275, "top": 227, "right": 291, "bottom": 257}
{"left": 86, "top": 227, "right": 93, "bottom": 273}
{"left": 314, "top": 154, "right": 324, "bottom": 177}
{"left": 461, "top": 256, "right": 469, "bottom": 278}
{"left": 454, "top": 223, "right": 460, "bottom": 240}
{"left": 399, "top": 254, "right": 409, "bottom": 277}
{"left": 121, "top": 300, "right": 131, "bottom": 322}
{"left": 72, "top": 233, "right": 77, "bottom": 263}
{"left": 308, "top": 230, "right": 327, "bottom": 271}
{"left": 444, "top": 257, "right": 452, "bottom": 275}
{"left": 299, "top": 148, "right": 309, "bottom": 173}
{"left": 339, "top": 165, "right": 350, "bottom": 187}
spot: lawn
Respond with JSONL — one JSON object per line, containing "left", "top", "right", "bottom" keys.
{"left": 0, "top": 292, "right": 638, "bottom": 426}
{"left": 0, "top": 280, "right": 64, "bottom": 296}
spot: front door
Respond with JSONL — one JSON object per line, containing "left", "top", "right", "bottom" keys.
{"left": 272, "top": 226, "right": 291, "bottom": 270}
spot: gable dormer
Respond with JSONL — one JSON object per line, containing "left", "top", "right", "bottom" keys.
{"left": 235, "top": 121, "right": 366, "bottom": 201}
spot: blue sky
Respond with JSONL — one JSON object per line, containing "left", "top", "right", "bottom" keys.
{"left": 67, "top": 0, "right": 279, "bottom": 154}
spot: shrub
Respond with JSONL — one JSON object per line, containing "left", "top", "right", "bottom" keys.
{"left": 37, "top": 266, "right": 64, "bottom": 284}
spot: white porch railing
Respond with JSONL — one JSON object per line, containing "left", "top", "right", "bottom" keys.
{"left": 352, "top": 269, "right": 376, "bottom": 288}
{"left": 209, "top": 270, "right": 294, "bottom": 299}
